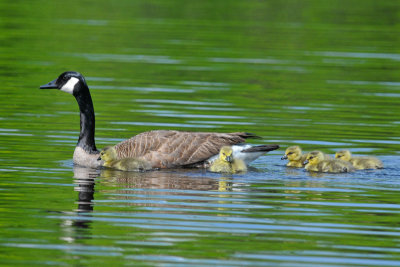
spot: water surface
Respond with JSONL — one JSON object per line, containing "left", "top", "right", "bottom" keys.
{"left": 0, "top": 0, "right": 400, "bottom": 266}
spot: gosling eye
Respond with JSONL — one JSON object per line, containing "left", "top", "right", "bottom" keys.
{"left": 287, "top": 152, "right": 293, "bottom": 155}
{"left": 309, "top": 157, "right": 314, "bottom": 160}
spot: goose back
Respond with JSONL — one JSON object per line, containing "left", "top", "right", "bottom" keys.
{"left": 113, "top": 130, "right": 259, "bottom": 168}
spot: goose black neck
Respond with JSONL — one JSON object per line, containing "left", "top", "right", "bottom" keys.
{"left": 74, "top": 84, "right": 98, "bottom": 154}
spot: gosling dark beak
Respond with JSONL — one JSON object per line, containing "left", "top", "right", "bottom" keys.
{"left": 97, "top": 156, "right": 102, "bottom": 161}
{"left": 40, "top": 79, "right": 58, "bottom": 89}
{"left": 226, "top": 156, "right": 233, "bottom": 163}
{"left": 304, "top": 160, "right": 309, "bottom": 165}
{"left": 281, "top": 155, "right": 288, "bottom": 160}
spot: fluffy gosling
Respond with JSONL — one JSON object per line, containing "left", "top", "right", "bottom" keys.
{"left": 281, "top": 146, "right": 331, "bottom": 167}
{"left": 209, "top": 146, "right": 247, "bottom": 173}
{"left": 99, "top": 146, "right": 118, "bottom": 163}
{"left": 99, "top": 146, "right": 152, "bottom": 171}
{"left": 335, "top": 150, "right": 383, "bottom": 170}
{"left": 305, "top": 151, "right": 354, "bottom": 173}
{"left": 281, "top": 146, "right": 308, "bottom": 168}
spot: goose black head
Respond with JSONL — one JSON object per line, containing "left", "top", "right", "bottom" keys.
{"left": 40, "top": 71, "right": 88, "bottom": 96}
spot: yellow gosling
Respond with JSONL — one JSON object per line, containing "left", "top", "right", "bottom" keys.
{"left": 305, "top": 151, "right": 354, "bottom": 173}
{"left": 99, "top": 146, "right": 152, "bottom": 171}
{"left": 281, "top": 146, "right": 331, "bottom": 168}
{"left": 99, "top": 146, "right": 118, "bottom": 164}
{"left": 106, "top": 158, "right": 152, "bottom": 171}
{"left": 335, "top": 150, "right": 383, "bottom": 170}
{"left": 281, "top": 146, "right": 308, "bottom": 168}
{"left": 209, "top": 146, "right": 247, "bottom": 173}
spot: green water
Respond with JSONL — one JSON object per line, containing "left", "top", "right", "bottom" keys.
{"left": 1, "top": 0, "right": 400, "bottom": 266}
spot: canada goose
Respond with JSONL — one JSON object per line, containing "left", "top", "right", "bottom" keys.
{"left": 209, "top": 146, "right": 247, "bottom": 173}
{"left": 99, "top": 146, "right": 152, "bottom": 171}
{"left": 304, "top": 151, "right": 354, "bottom": 173}
{"left": 335, "top": 150, "right": 383, "bottom": 170}
{"left": 40, "top": 71, "right": 279, "bottom": 168}
{"left": 281, "top": 146, "right": 307, "bottom": 167}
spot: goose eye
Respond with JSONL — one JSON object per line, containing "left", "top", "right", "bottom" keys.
{"left": 287, "top": 152, "right": 293, "bottom": 155}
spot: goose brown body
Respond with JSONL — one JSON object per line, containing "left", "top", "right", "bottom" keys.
{"left": 112, "top": 130, "right": 260, "bottom": 169}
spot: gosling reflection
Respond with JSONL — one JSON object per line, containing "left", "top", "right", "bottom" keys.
{"left": 218, "top": 176, "right": 233, "bottom": 192}
{"left": 216, "top": 176, "right": 233, "bottom": 213}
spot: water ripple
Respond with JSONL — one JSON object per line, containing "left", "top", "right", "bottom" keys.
{"left": 71, "top": 53, "right": 182, "bottom": 64}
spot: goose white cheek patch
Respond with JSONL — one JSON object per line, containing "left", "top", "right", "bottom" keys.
{"left": 60, "top": 77, "right": 79, "bottom": 94}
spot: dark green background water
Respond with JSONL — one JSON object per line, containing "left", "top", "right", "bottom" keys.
{"left": 1, "top": 0, "right": 400, "bottom": 266}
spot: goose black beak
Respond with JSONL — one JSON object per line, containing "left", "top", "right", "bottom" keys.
{"left": 226, "top": 156, "right": 233, "bottom": 163}
{"left": 304, "top": 160, "right": 309, "bottom": 165}
{"left": 281, "top": 155, "right": 288, "bottom": 160}
{"left": 40, "top": 79, "right": 58, "bottom": 89}
{"left": 97, "top": 156, "right": 102, "bottom": 161}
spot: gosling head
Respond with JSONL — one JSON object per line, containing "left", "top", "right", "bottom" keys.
{"left": 281, "top": 146, "right": 302, "bottom": 161}
{"left": 304, "top": 151, "right": 324, "bottom": 165}
{"left": 40, "top": 71, "right": 88, "bottom": 96}
{"left": 98, "top": 146, "right": 118, "bottom": 162}
{"left": 219, "top": 146, "right": 233, "bottom": 163}
{"left": 335, "top": 150, "right": 351, "bottom": 161}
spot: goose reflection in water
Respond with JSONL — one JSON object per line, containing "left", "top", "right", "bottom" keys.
{"left": 62, "top": 166, "right": 226, "bottom": 244}
{"left": 70, "top": 166, "right": 227, "bottom": 222}
{"left": 98, "top": 168, "right": 222, "bottom": 200}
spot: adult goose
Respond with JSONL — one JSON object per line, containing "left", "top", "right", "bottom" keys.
{"left": 40, "top": 71, "right": 279, "bottom": 168}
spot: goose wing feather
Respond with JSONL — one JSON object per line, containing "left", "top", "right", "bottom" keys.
{"left": 240, "top": 144, "right": 279, "bottom": 153}
{"left": 114, "top": 130, "right": 258, "bottom": 168}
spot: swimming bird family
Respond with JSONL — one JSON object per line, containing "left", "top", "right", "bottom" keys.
{"left": 39, "top": 72, "right": 383, "bottom": 175}
{"left": 40, "top": 71, "right": 279, "bottom": 171}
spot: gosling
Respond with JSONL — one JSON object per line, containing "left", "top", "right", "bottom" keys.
{"left": 281, "top": 146, "right": 308, "bottom": 168}
{"left": 99, "top": 146, "right": 152, "bottom": 171}
{"left": 209, "top": 146, "right": 247, "bottom": 173}
{"left": 305, "top": 151, "right": 354, "bottom": 173}
{"left": 335, "top": 150, "right": 383, "bottom": 170}
{"left": 281, "top": 146, "right": 331, "bottom": 168}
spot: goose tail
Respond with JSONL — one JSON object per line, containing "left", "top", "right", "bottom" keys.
{"left": 241, "top": 144, "right": 280, "bottom": 153}
{"left": 229, "top": 144, "right": 280, "bottom": 165}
